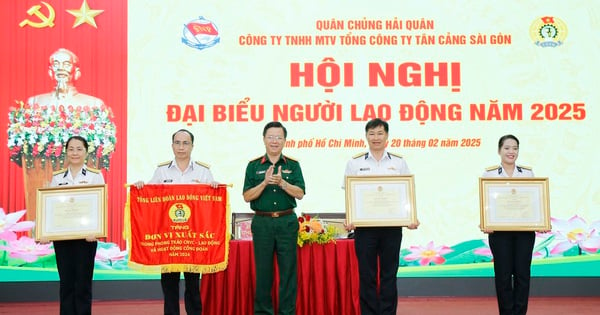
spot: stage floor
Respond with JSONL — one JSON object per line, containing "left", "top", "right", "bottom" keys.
{"left": 1, "top": 297, "right": 599, "bottom": 315}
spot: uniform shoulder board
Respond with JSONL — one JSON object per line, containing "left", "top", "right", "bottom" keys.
{"left": 485, "top": 165, "right": 500, "bottom": 171}
{"left": 53, "top": 168, "right": 67, "bottom": 176}
{"left": 86, "top": 167, "right": 101, "bottom": 174}
{"left": 284, "top": 155, "right": 298, "bottom": 162}
{"left": 518, "top": 165, "right": 532, "bottom": 171}
{"left": 157, "top": 160, "right": 171, "bottom": 167}
{"left": 195, "top": 161, "right": 210, "bottom": 169}
{"left": 353, "top": 152, "right": 367, "bottom": 159}
{"left": 388, "top": 152, "right": 403, "bottom": 159}
{"left": 249, "top": 155, "right": 263, "bottom": 162}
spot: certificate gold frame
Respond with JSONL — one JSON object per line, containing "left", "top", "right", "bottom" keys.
{"left": 345, "top": 175, "right": 417, "bottom": 227}
{"left": 479, "top": 178, "right": 550, "bottom": 231}
{"left": 35, "top": 184, "right": 107, "bottom": 241}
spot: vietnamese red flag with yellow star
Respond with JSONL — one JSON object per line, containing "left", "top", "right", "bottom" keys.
{"left": 125, "top": 184, "right": 230, "bottom": 273}
{"left": 0, "top": 1, "right": 128, "bottom": 248}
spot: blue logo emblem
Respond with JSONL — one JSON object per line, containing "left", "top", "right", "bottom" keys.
{"left": 182, "top": 16, "right": 220, "bottom": 50}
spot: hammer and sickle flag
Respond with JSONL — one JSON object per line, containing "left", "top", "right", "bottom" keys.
{"left": 125, "top": 184, "right": 231, "bottom": 274}
{"left": 19, "top": 1, "right": 56, "bottom": 28}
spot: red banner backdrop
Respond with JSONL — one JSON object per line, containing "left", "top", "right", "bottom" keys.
{"left": 0, "top": 1, "right": 127, "bottom": 247}
{"left": 126, "top": 184, "right": 230, "bottom": 274}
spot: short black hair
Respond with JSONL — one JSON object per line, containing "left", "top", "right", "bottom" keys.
{"left": 66, "top": 135, "right": 89, "bottom": 152}
{"left": 365, "top": 118, "right": 388, "bottom": 133}
{"left": 262, "top": 121, "right": 287, "bottom": 138}
{"left": 497, "top": 134, "right": 519, "bottom": 150}
{"left": 172, "top": 129, "right": 195, "bottom": 144}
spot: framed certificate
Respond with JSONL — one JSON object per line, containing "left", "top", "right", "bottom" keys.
{"left": 345, "top": 175, "right": 417, "bottom": 227}
{"left": 479, "top": 178, "right": 550, "bottom": 231}
{"left": 35, "top": 184, "right": 107, "bottom": 241}
{"left": 232, "top": 212, "right": 253, "bottom": 240}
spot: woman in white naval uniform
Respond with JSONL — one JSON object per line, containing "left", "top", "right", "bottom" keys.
{"left": 50, "top": 135, "right": 105, "bottom": 315}
{"left": 482, "top": 134, "right": 536, "bottom": 315}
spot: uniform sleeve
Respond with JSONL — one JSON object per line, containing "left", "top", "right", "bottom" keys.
{"left": 148, "top": 167, "right": 163, "bottom": 184}
{"left": 482, "top": 169, "right": 497, "bottom": 178}
{"left": 49, "top": 175, "right": 59, "bottom": 188}
{"left": 399, "top": 159, "right": 410, "bottom": 175}
{"left": 242, "top": 162, "right": 256, "bottom": 192}
{"left": 523, "top": 169, "right": 535, "bottom": 177}
{"left": 93, "top": 172, "right": 105, "bottom": 185}
{"left": 202, "top": 168, "right": 214, "bottom": 183}
{"left": 344, "top": 159, "right": 355, "bottom": 177}
{"left": 342, "top": 159, "right": 355, "bottom": 189}
{"left": 290, "top": 161, "right": 306, "bottom": 193}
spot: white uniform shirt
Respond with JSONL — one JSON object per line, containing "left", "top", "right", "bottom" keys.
{"left": 50, "top": 166, "right": 105, "bottom": 187}
{"left": 482, "top": 165, "right": 534, "bottom": 178}
{"left": 343, "top": 151, "right": 410, "bottom": 188}
{"left": 149, "top": 159, "right": 214, "bottom": 184}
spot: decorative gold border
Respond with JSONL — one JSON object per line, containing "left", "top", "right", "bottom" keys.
{"left": 35, "top": 184, "right": 107, "bottom": 241}
{"left": 345, "top": 175, "right": 417, "bottom": 227}
{"left": 479, "top": 178, "right": 550, "bottom": 231}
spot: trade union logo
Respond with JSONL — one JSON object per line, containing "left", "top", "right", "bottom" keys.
{"left": 169, "top": 203, "right": 191, "bottom": 223}
{"left": 529, "top": 16, "right": 568, "bottom": 47}
{"left": 182, "top": 16, "right": 220, "bottom": 50}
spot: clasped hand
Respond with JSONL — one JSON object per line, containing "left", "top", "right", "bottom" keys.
{"left": 265, "top": 165, "right": 283, "bottom": 186}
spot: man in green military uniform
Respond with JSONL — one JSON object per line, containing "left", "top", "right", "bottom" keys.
{"left": 243, "top": 121, "right": 306, "bottom": 315}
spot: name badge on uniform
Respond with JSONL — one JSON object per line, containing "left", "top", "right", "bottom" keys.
{"left": 257, "top": 170, "right": 266, "bottom": 174}
{"left": 163, "top": 179, "right": 173, "bottom": 183}
{"left": 359, "top": 167, "right": 370, "bottom": 171}
{"left": 282, "top": 170, "right": 292, "bottom": 174}
{"left": 58, "top": 183, "right": 69, "bottom": 186}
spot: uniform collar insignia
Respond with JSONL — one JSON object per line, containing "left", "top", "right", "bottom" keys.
{"left": 261, "top": 154, "right": 286, "bottom": 164}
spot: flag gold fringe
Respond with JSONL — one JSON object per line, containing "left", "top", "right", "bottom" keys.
{"left": 124, "top": 185, "right": 232, "bottom": 274}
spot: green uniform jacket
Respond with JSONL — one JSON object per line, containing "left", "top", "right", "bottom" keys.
{"left": 243, "top": 154, "right": 306, "bottom": 212}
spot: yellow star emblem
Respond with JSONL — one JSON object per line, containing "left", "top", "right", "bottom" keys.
{"left": 66, "top": 0, "right": 103, "bottom": 28}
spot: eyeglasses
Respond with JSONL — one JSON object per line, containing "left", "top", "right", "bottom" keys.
{"left": 173, "top": 141, "right": 192, "bottom": 146}
{"left": 266, "top": 135, "right": 284, "bottom": 141}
